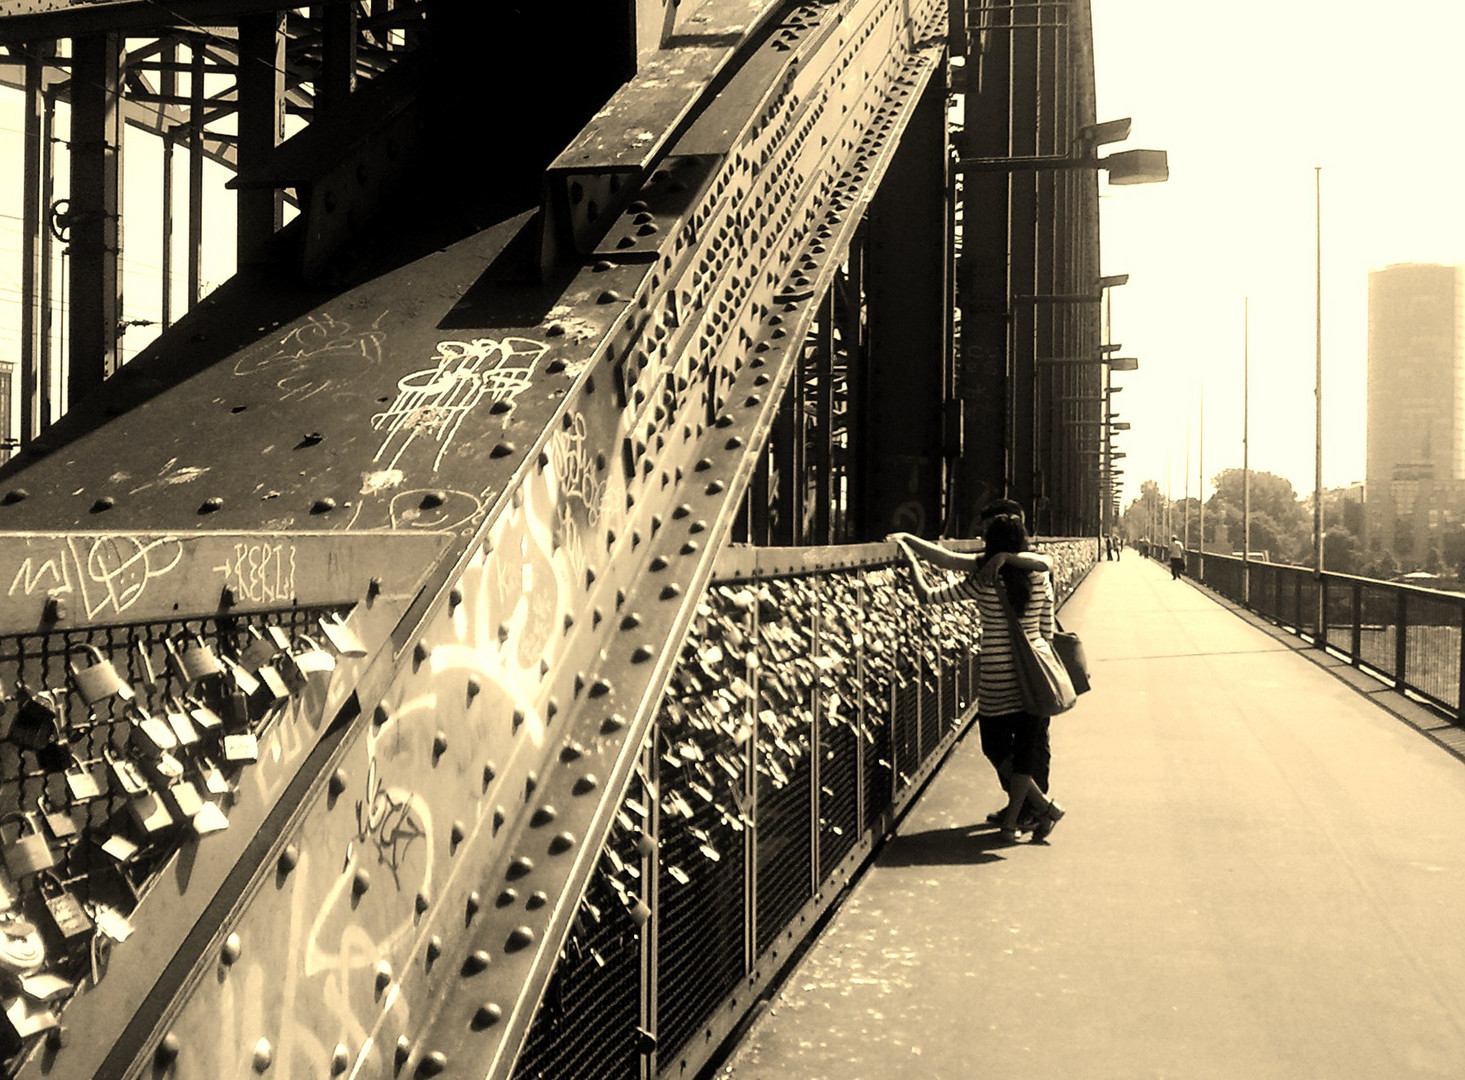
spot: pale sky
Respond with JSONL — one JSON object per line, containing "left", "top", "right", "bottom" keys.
{"left": 1091, "top": 0, "right": 1465, "bottom": 507}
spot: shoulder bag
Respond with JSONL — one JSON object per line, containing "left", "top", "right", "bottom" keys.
{"left": 1052, "top": 617, "right": 1090, "bottom": 695}
{"left": 996, "top": 584, "right": 1077, "bottom": 717}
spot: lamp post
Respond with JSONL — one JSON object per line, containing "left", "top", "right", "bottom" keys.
{"left": 1243, "top": 297, "right": 1251, "bottom": 605}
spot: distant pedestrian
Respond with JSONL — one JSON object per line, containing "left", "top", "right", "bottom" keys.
{"left": 889, "top": 501, "right": 1066, "bottom": 843}
{"left": 1112, "top": 533, "right": 1123, "bottom": 561}
{"left": 1169, "top": 535, "right": 1185, "bottom": 580}
{"left": 1105, "top": 536, "right": 1114, "bottom": 561}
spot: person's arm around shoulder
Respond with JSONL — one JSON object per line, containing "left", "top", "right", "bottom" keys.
{"left": 886, "top": 532, "right": 981, "bottom": 573}
{"left": 974, "top": 548, "right": 1052, "bottom": 585}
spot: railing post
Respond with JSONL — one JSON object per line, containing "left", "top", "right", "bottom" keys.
{"left": 1395, "top": 589, "right": 1409, "bottom": 688}
{"left": 1351, "top": 580, "right": 1362, "bottom": 664}
{"left": 1317, "top": 576, "right": 1327, "bottom": 648}
{"left": 640, "top": 738, "right": 661, "bottom": 1080}
{"left": 808, "top": 602, "right": 821, "bottom": 895}
{"left": 1457, "top": 602, "right": 1465, "bottom": 722}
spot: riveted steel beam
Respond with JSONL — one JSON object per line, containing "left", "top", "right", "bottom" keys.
{"left": 0, "top": 3, "right": 955, "bottom": 1078}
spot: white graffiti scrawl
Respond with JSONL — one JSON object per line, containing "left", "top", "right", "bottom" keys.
{"left": 372, "top": 337, "right": 548, "bottom": 472}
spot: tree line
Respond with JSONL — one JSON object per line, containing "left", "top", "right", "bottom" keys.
{"left": 1120, "top": 469, "right": 1416, "bottom": 580}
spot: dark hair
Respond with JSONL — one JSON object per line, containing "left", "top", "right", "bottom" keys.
{"left": 979, "top": 498, "right": 1026, "bottom": 523}
{"left": 980, "top": 513, "right": 1033, "bottom": 613}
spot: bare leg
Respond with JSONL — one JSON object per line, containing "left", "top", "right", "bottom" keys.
{"left": 1001, "top": 775, "right": 1048, "bottom": 834}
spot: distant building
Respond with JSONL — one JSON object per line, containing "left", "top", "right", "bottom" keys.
{"left": 1365, "top": 264, "right": 1465, "bottom": 562}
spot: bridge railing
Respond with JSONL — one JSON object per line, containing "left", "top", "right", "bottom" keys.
{"left": 510, "top": 537, "right": 1095, "bottom": 1080}
{"left": 1189, "top": 550, "right": 1465, "bottom": 718}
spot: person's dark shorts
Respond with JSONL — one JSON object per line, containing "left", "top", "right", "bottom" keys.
{"left": 978, "top": 711, "right": 1051, "bottom": 785}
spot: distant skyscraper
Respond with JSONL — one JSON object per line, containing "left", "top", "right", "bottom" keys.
{"left": 1365, "top": 263, "right": 1465, "bottom": 560}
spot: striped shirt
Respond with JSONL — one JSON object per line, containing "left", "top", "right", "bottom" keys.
{"left": 927, "top": 568, "right": 1054, "bottom": 716}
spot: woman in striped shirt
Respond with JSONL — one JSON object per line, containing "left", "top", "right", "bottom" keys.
{"left": 892, "top": 512, "right": 1067, "bottom": 843}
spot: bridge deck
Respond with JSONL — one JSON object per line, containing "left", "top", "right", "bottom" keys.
{"left": 716, "top": 555, "right": 1465, "bottom": 1079}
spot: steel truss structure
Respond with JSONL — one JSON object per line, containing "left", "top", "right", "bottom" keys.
{"left": 0, "top": 1, "right": 1108, "bottom": 1076}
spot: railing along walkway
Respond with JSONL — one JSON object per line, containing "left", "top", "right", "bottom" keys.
{"left": 715, "top": 554, "right": 1465, "bottom": 1080}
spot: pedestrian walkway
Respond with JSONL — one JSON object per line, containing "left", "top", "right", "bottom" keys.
{"left": 715, "top": 555, "right": 1465, "bottom": 1079}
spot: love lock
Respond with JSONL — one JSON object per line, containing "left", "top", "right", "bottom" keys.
{"left": 33, "top": 871, "right": 93, "bottom": 951}
{"left": 67, "top": 644, "right": 134, "bottom": 706}
{"left": 168, "top": 633, "right": 223, "bottom": 686}
{"left": 0, "top": 911, "right": 46, "bottom": 978}
{"left": 7, "top": 688, "right": 64, "bottom": 753}
{"left": 0, "top": 813, "right": 56, "bottom": 880}
{"left": 290, "top": 635, "right": 337, "bottom": 690}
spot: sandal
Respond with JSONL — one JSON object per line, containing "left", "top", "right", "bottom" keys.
{"left": 1032, "top": 801, "right": 1065, "bottom": 841}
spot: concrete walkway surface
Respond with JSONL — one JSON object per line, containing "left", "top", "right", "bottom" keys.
{"left": 715, "top": 555, "right": 1465, "bottom": 1080}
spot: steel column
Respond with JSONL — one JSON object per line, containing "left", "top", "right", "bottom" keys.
{"left": 67, "top": 32, "right": 124, "bottom": 405}
{"left": 861, "top": 69, "right": 951, "bottom": 539}
{"left": 237, "top": 12, "right": 287, "bottom": 265}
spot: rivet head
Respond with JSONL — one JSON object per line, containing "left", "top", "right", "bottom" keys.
{"left": 462, "top": 950, "right": 491, "bottom": 976}
{"left": 548, "top": 831, "right": 576, "bottom": 855}
{"left": 278, "top": 845, "right": 300, "bottom": 875}
{"left": 507, "top": 856, "right": 534, "bottom": 880}
{"left": 253, "top": 1037, "right": 274, "bottom": 1072}
{"left": 376, "top": 961, "right": 394, "bottom": 992}
{"left": 221, "top": 932, "right": 242, "bottom": 965}
{"left": 601, "top": 714, "right": 626, "bottom": 734}
{"left": 332, "top": 1044, "right": 350, "bottom": 1075}
{"left": 505, "top": 926, "right": 535, "bottom": 952}
{"left": 395, "top": 1037, "right": 411, "bottom": 1067}
{"left": 631, "top": 645, "right": 654, "bottom": 663}
{"left": 426, "top": 936, "right": 443, "bottom": 964}
{"left": 472, "top": 1003, "right": 503, "bottom": 1029}
{"left": 530, "top": 806, "right": 557, "bottom": 828}
{"left": 415, "top": 891, "right": 431, "bottom": 916}
{"left": 449, "top": 586, "right": 463, "bottom": 608}
{"left": 466, "top": 891, "right": 481, "bottom": 919}
{"left": 330, "top": 769, "right": 349, "bottom": 796}
{"left": 450, "top": 821, "right": 466, "bottom": 847}
{"left": 572, "top": 774, "right": 600, "bottom": 796}
{"left": 482, "top": 763, "right": 495, "bottom": 790}
{"left": 417, "top": 1051, "right": 448, "bottom": 1076}
{"left": 432, "top": 731, "right": 449, "bottom": 758}
{"left": 157, "top": 1033, "right": 181, "bottom": 1064}
{"left": 352, "top": 868, "right": 372, "bottom": 895}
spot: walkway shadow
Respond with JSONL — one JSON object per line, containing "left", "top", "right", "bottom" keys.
{"left": 875, "top": 823, "right": 1015, "bottom": 867}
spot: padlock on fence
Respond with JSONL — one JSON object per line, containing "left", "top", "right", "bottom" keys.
{"left": 0, "top": 815, "right": 56, "bottom": 880}
{"left": 238, "top": 626, "right": 280, "bottom": 673}
{"left": 318, "top": 612, "right": 367, "bottom": 657}
{"left": 186, "top": 696, "right": 224, "bottom": 735}
{"left": 63, "top": 755, "right": 104, "bottom": 803}
{"left": 103, "top": 748, "right": 149, "bottom": 799}
{"left": 222, "top": 732, "right": 258, "bottom": 765}
{"left": 36, "top": 798, "right": 77, "bottom": 843}
{"left": 128, "top": 705, "right": 178, "bottom": 759}
{"left": 161, "top": 778, "right": 205, "bottom": 821}
{"left": 0, "top": 992, "right": 59, "bottom": 1054}
{"left": 167, "top": 633, "right": 223, "bottom": 686}
{"left": 163, "top": 698, "right": 200, "bottom": 749}
{"left": 194, "top": 755, "right": 232, "bottom": 799}
{"left": 31, "top": 872, "right": 93, "bottom": 952}
{"left": 7, "top": 689, "right": 64, "bottom": 753}
{"left": 126, "top": 790, "right": 174, "bottom": 836}
{"left": 0, "top": 912, "right": 45, "bottom": 978}
{"left": 67, "top": 645, "right": 134, "bottom": 707}
{"left": 290, "top": 636, "right": 337, "bottom": 691}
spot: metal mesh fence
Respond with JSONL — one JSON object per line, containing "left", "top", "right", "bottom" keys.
{"left": 0, "top": 606, "right": 346, "bottom": 993}
{"left": 512, "top": 540, "right": 1094, "bottom": 1080}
